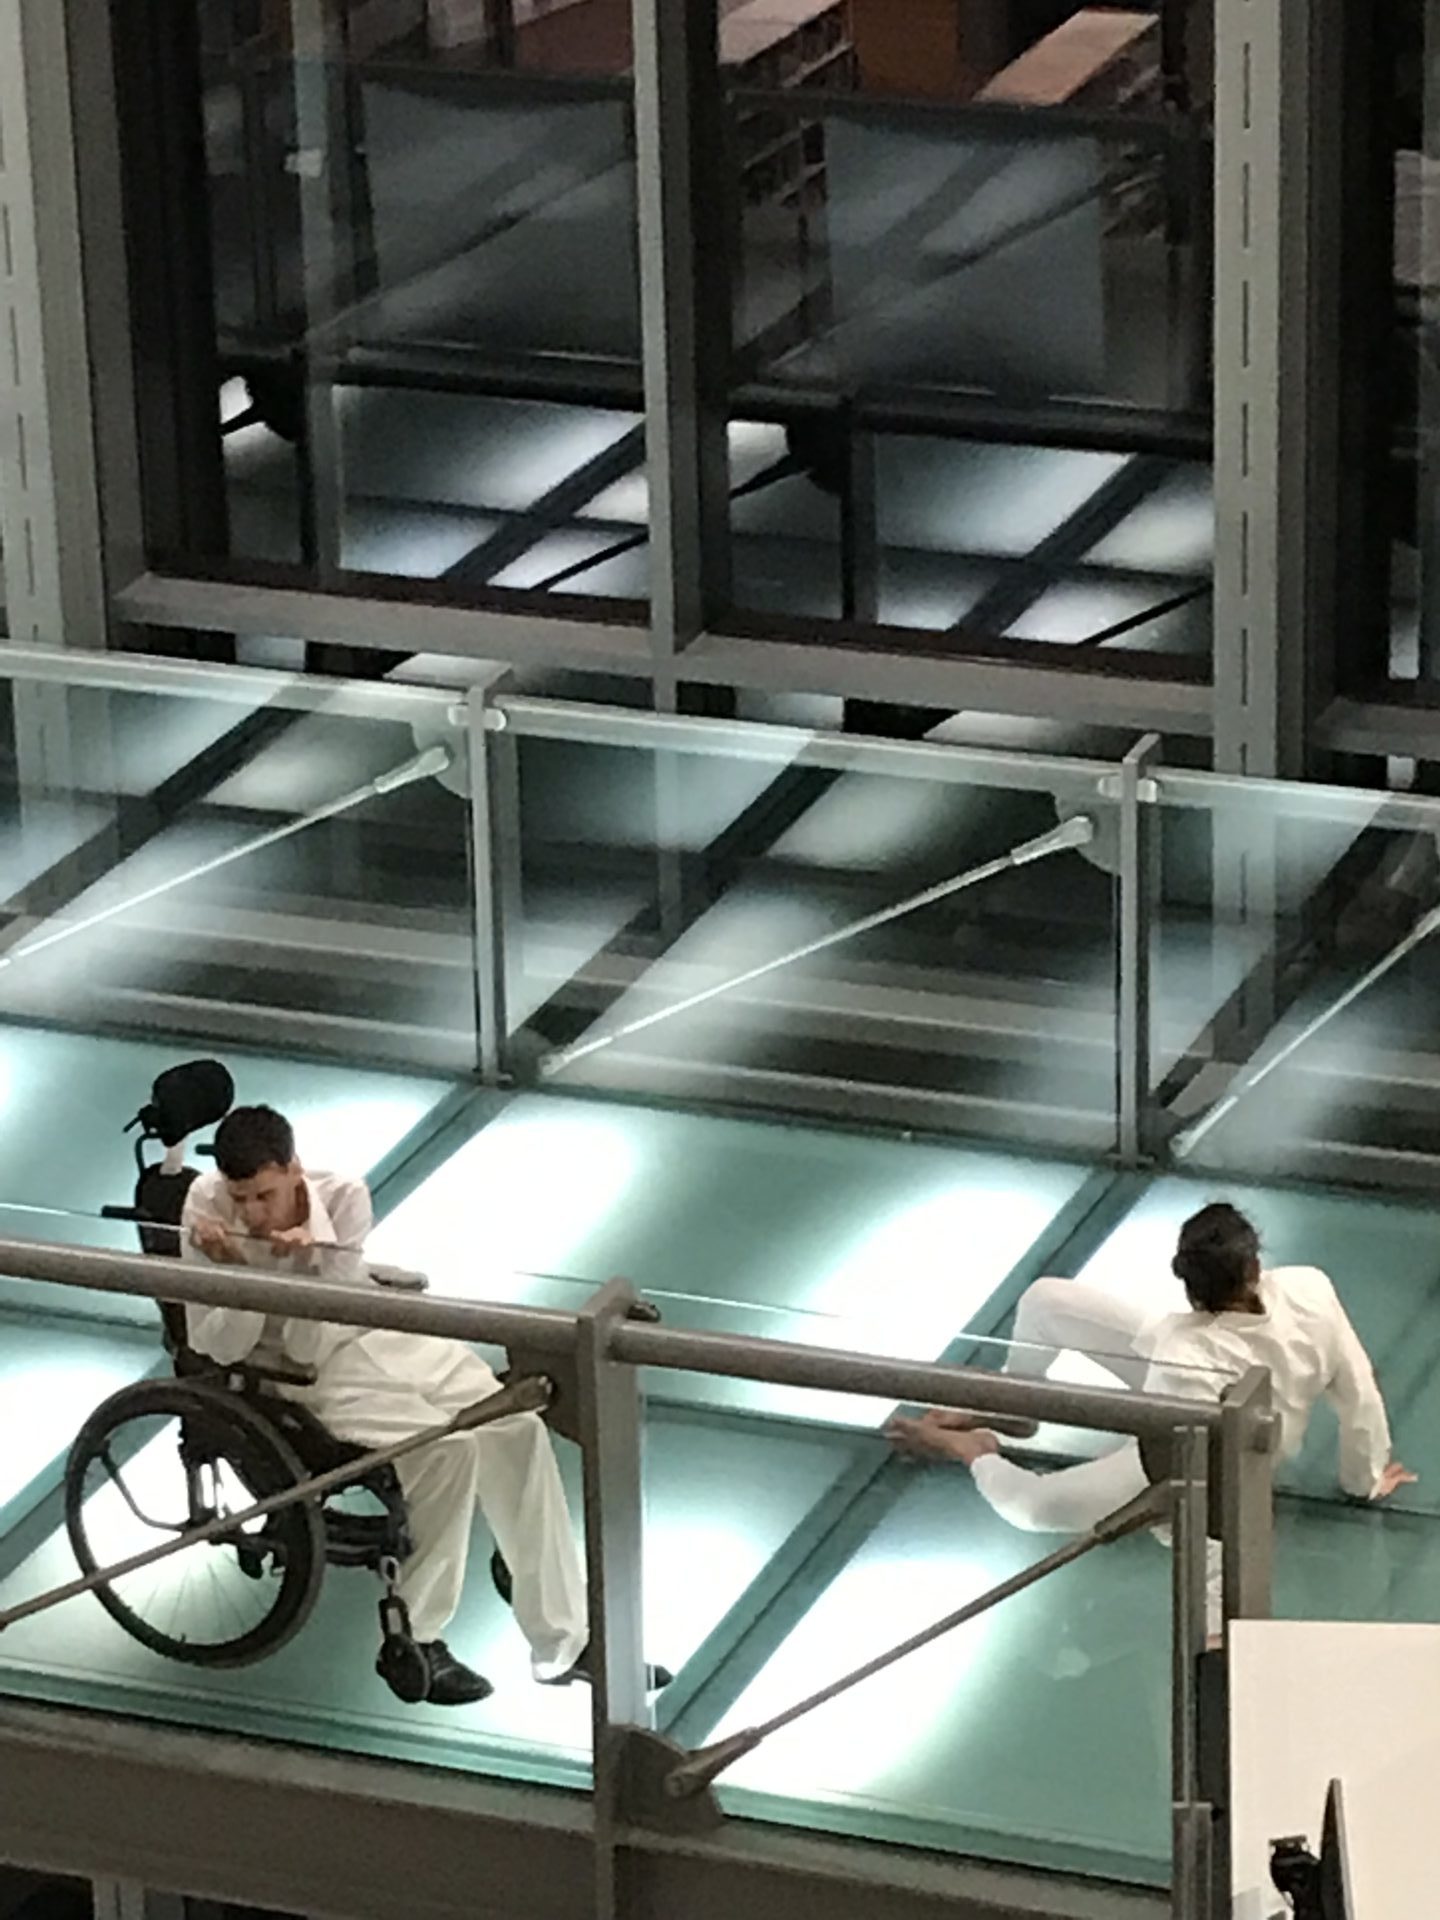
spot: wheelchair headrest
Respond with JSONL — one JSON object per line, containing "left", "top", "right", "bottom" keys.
{"left": 130, "top": 1059, "right": 235, "bottom": 1147}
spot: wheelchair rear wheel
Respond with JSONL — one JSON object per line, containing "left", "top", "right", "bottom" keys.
{"left": 65, "top": 1379, "right": 326, "bottom": 1667}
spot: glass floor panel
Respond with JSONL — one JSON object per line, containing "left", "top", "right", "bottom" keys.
{"left": 0, "top": 1020, "right": 457, "bottom": 1323}
{"left": 711, "top": 1462, "right": 1174, "bottom": 1884}
{"left": 0, "top": 1315, "right": 157, "bottom": 1533}
{"left": 0, "top": 1366, "right": 850, "bottom": 1789}
{"left": 368, "top": 1091, "right": 1093, "bottom": 1424}
{"left": 3, "top": 1046, "right": 1438, "bottom": 1891}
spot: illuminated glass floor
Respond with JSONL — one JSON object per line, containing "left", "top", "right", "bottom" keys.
{"left": 3, "top": 1039, "right": 1440, "bottom": 1890}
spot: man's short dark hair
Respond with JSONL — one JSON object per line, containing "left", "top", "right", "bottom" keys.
{"left": 1172, "top": 1202, "right": 1261, "bottom": 1313}
{"left": 214, "top": 1106, "right": 296, "bottom": 1182}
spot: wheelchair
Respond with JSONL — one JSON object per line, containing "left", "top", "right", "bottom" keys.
{"left": 62, "top": 1062, "right": 484, "bottom": 1696}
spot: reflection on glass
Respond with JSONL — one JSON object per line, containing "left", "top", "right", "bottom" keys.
{"left": 0, "top": 675, "right": 476, "bottom": 1072}
{"left": 500, "top": 722, "right": 1121, "bottom": 1151}
{"left": 162, "top": 3, "right": 643, "bottom": 593}
{"left": 1154, "top": 778, "right": 1440, "bottom": 1185}
{"left": 649, "top": 1366, "right": 1178, "bottom": 1880}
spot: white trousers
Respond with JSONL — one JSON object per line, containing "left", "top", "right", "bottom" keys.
{"left": 306, "top": 1330, "right": 588, "bottom": 1677}
{"left": 972, "top": 1277, "right": 1222, "bottom": 1631}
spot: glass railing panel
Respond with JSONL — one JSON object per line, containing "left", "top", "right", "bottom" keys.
{"left": 0, "top": 1219, "right": 1236, "bottom": 1870}
{"left": 0, "top": 1255, "right": 603, "bottom": 1788}
{"left": 729, "top": 93, "right": 1211, "bottom": 424}
{"left": 647, "top": 1361, "right": 1215, "bottom": 1885}
{"left": 1150, "top": 770, "right": 1440, "bottom": 1187}
{"left": 366, "top": 1086, "right": 1098, "bottom": 1367}
{"left": 493, "top": 699, "right": 1123, "bottom": 1156}
{"left": 0, "top": 654, "right": 478, "bottom": 1074}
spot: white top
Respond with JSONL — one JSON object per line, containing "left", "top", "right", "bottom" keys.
{"left": 969, "top": 1264, "right": 1393, "bottom": 1549}
{"left": 181, "top": 1168, "right": 373, "bottom": 1376}
{"left": 1139, "top": 1265, "right": 1392, "bottom": 1499}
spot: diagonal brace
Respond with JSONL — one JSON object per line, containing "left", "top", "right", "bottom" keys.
{"left": 0, "top": 1374, "right": 552, "bottom": 1636}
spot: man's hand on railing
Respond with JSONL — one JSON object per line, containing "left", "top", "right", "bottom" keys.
{"left": 190, "top": 1218, "right": 243, "bottom": 1265}
{"left": 886, "top": 1409, "right": 1002, "bottom": 1468}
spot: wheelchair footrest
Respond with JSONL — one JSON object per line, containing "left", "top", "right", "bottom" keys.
{"left": 377, "top": 1592, "right": 429, "bottom": 1705}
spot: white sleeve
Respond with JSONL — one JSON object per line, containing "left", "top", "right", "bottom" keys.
{"left": 1322, "top": 1285, "right": 1392, "bottom": 1498}
{"left": 281, "top": 1179, "right": 373, "bottom": 1367}
{"left": 970, "top": 1440, "right": 1150, "bottom": 1536}
{"left": 324, "top": 1179, "right": 373, "bottom": 1253}
{"left": 179, "top": 1188, "right": 265, "bottom": 1365}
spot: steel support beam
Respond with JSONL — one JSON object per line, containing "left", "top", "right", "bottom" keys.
{"left": 1212, "top": 0, "right": 1345, "bottom": 777}
{"left": 0, "top": 0, "right": 106, "bottom": 650}
{"left": 1117, "top": 733, "right": 1162, "bottom": 1165}
{"left": 631, "top": 0, "right": 731, "bottom": 701}
{"left": 1169, "top": 1427, "right": 1213, "bottom": 1920}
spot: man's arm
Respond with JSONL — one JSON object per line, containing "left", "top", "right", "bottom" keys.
{"left": 889, "top": 1413, "right": 1153, "bottom": 1534}
{"left": 1324, "top": 1289, "right": 1398, "bottom": 1499}
{"left": 325, "top": 1177, "right": 373, "bottom": 1254}
{"left": 970, "top": 1442, "right": 1152, "bottom": 1535}
{"left": 180, "top": 1187, "right": 266, "bottom": 1365}
{"left": 277, "top": 1177, "right": 373, "bottom": 1367}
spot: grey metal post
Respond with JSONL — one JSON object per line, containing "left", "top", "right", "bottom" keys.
{"left": 0, "top": 0, "right": 107, "bottom": 652}
{"left": 1421, "top": 0, "right": 1440, "bottom": 680}
{"left": 840, "top": 425, "right": 879, "bottom": 625}
{"left": 630, "top": 0, "right": 731, "bottom": 704}
{"left": 290, "top": 0, "right": 347, "bottom": 580}
{"left": 576, "top": 1278, "right": 650, "bottom": 1920}
{"left": 91, "top": 1884, "right": 185, "bottom": 1920}
{"left": 1170, "top": 1425, "right": 1213, "bottom": 1920}
{"left": 1212, "top": 0, "right": 1344, "bottom": 778}
{"left": 1219, "top": 1366, "right": 1275, "bottom": 1632}
{"left": 467, "top": 681, "right": 514, "bottom": 1084}
{"left": 1117, "top": 733, "right": 1162, "bottom": 1165}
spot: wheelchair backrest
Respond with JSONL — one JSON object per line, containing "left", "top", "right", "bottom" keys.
{"left": 114, "top": 1060, "right": 236, "bottom": 1361}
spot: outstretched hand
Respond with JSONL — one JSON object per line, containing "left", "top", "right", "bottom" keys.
{"left": 1371, "top": 1462, "right": 1418, "bottom": 1501}
{"left": 885, "top": 1409, "right": 1001, "bottom": 1469}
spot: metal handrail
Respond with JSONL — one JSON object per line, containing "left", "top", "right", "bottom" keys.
{"left": 0, "top": 1235, "right": 1267, "bottom": 1444}
{"left": 486, "top": 692, "right": 1118, "bottom": 793}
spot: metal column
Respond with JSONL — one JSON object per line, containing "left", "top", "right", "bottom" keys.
{"left": 1219, "top": 1366, "right": 1274, "bottom": 1634}
{"left": 466, "top": 680, "right": 520, "bottom": 1085}
{"left": 290, "top": 0, "right": 350, "bottom": 582}
{"left": 0, "top": 0, "right": 107, "bottom": 652}
{"left": 630, "top": 0, "right": 731, "bottom": 706}
{"left": 1212, "top": 0, "right": 1345, "bottom": 779}
{"left": 91, "top": 1883, "right": 185, "bottom": 1920}
{"left": 576, "top": 1278, "right": 651, "bottom": 1920}
{"left": 1169, "top": 1426, "right": 1213, "bottom": 1920}
{"left": 1117, "top": 732, "right": 1161, "bottom": 1165}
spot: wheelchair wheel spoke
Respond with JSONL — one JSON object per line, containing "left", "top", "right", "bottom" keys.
{"left": 67, "top": 1381, "right": 325, "bottom": 1667}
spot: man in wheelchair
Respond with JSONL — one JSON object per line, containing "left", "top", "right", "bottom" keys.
{"left": 181, "top": 1104, "right": 589, "bottom": 1708}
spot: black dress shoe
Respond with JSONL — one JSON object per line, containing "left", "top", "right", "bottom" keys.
{"left": 377, "top": 1638, "right": 493, "bottom": 1707}
{"left": 424, "top": 1641, "right": 494, "bottom": 1707}
{"left": 540, "top": 1643, "right": 673, "bottom": 1691}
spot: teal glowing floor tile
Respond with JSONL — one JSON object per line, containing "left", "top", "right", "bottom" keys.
{"left": 0, "top": 1376, "right": 849, "bottom": 1790}
{"left": 708, "top": 1463, "right": 1172, "bottom": 1885}
{"left": 369, "top": 1092, "right": 1093, "bottom": 1422}
{"left": 0, "top": 1315, "right": 156, "bottom": 1531}
{"left": 0, "top": 1021, "right": 456, "bottom": 1323}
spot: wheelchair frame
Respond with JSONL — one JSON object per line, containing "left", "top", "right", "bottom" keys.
{"left": 37, "top": 1076, "right": 528, "bottom": 1690}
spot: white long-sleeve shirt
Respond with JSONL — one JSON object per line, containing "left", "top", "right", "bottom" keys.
{"left": 972, "top": 1265, "right": 1393, "bottom": 1533}
{"left": 181, "top": 1168, "right": 373, "bottom": 1375}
